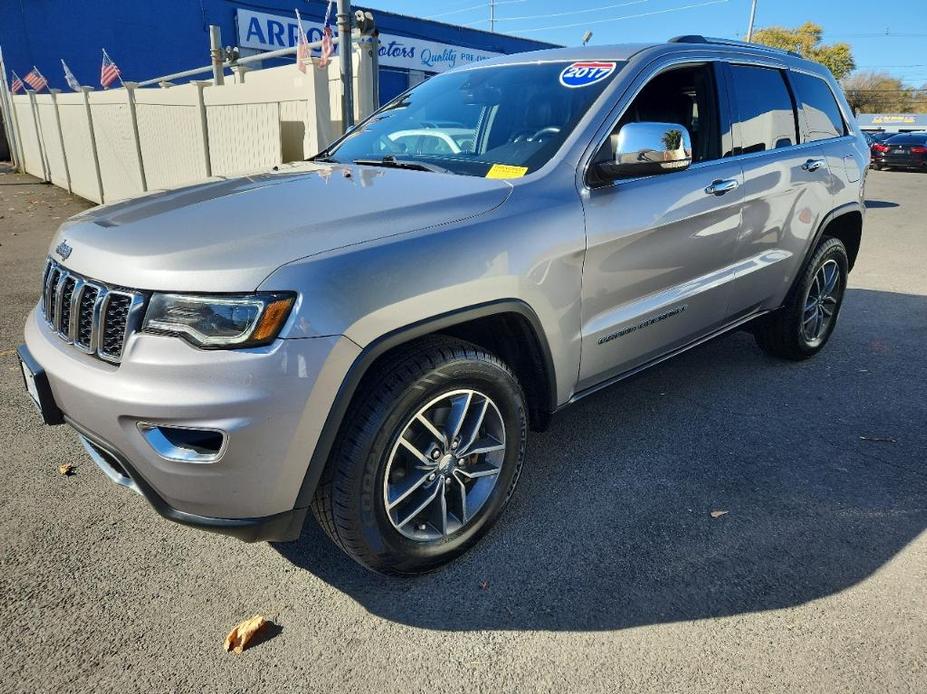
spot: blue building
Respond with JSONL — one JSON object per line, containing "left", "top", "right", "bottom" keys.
{"left": 856, "top": 113, "right": 927, "bottom": 134}
{"left": 0, "top": 1, "right": 556, "bottom": 104}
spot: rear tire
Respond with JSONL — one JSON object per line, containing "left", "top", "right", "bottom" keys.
{"left": 311, "top": 336, "right": 527, "bottom": 575}
{"left": 754, "top": 237, "right": 849, "bottom": 360}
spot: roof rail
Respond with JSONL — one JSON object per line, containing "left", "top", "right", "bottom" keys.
{"left": 667, "top": 35, "right": 802, "bottom": 58}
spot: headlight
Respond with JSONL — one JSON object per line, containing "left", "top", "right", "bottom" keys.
{"left": 142, "top": 292, "right": 295, "bottom": 349}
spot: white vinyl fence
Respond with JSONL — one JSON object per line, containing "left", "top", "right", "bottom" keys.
{"left": 1, "top": 46, "right": 377, "bottom": 204}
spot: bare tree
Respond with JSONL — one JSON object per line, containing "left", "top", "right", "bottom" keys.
{"left": 841, "top": 71, "right": 915, "bottom": 114}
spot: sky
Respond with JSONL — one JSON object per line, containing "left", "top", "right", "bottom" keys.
{"left": 364, "top": 0, "right": 927, "bottom": 86}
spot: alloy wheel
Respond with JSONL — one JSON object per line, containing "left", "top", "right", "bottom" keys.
{"left": 383, "top": 389, "right": 506, "bottom": 542}
{"left": 802, "top": 259, "right": 842, "bottom": 346}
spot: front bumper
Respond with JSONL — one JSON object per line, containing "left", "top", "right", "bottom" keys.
{"left": 74, "top": 421, "right": 307, "bottom": 541}
{"left": 23, "top": 307, "right": 360, "bottom": 540}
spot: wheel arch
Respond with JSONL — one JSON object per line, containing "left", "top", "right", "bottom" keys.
{"left": 814, "top": 203, "right": 863, "bottom": 272}
{"left": 293, "top": 300, "right": 557, "bottom": 509}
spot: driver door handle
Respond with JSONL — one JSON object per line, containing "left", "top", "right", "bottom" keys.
{"left": 802, "top": 158, "right": 826, "bottom": 172}
{"left": 704, "top": 178, "right": 739, "bottom": 196}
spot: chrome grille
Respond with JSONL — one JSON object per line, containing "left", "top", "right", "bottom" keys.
{"left": 102, "top": 294, "right": 132, "bottom": 357}
{"left": 75, "top": 285, "right": 99, "bottom": 348}
{"left": 41, "top": 259, "right": 145, "bottom": 364}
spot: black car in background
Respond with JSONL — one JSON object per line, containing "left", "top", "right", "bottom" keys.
{"left": 871, "top": 133, "right": 927, "bottom": 171}
{"left": 863, "top": 131, "right": 893, "bottom": 146}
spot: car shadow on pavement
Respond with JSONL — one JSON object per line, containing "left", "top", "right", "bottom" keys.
{"left": 274, "top": 288, "right": 927, "bottom": 631}
{"left": 864, "top": 200, "right": 900, "bottom": 209}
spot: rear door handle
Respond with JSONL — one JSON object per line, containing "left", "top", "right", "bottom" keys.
{"left": 802, "top": 158, "right": 826, "bottom": 172}
{"left": 704, "top": 178, "right": 739, "bottom": 196}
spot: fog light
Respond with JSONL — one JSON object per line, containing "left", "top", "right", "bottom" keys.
{"left": 137, "top": 423, "right": 226, "bottom": 463}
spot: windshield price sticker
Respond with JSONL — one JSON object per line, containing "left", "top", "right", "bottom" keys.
{"left": 559, "top": 61, "right": 617, "bottom": 88}
{"left": 486, "top": 164, "right": 529, "bottom": 179}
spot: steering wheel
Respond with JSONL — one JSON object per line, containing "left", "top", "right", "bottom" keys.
{"left": 528, "top": 126, "right": 561, "bottom": 142}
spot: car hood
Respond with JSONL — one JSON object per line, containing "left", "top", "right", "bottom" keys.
{"left": 50, "top": 162, "right": 512, "bottom": 291}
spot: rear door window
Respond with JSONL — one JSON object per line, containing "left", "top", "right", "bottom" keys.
{"left": 790, "top": 72, "right": 847, "bottom": 141}
{"left": 728, "top": 65, "right": 799, "bottom": 154}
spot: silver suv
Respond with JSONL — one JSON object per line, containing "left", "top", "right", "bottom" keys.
{"left": 19, "top": 37, "right": 867, "bottom": 574}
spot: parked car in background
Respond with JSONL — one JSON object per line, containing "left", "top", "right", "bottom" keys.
{"left": 864, "top": 131, "right": 896, "bottom": 162}
{"left": 19, "top": 36, "right": 868, "bottom": 575}
{"left": 871, "top": 133, "right": 927, "bottom": 170}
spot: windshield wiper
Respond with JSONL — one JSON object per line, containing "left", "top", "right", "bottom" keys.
{"left": 352, "top": 156, "right": 450, "bottom": 174}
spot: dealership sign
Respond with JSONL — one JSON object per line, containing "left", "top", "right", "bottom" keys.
{"left": 237, "top": 9, "right": 500, "bottom": 73}
{"left": 871, "top": 115, "right": 916, "bottom": 125}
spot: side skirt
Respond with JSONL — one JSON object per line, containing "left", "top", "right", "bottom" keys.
{"left": 562, "top": 309, "right": 769, "bottom": 408}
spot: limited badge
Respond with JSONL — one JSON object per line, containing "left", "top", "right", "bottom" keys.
{"left": 559, "top": 61, "right": 617, "bottom": 88}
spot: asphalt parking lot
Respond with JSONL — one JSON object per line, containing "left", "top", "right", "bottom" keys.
{"left": 1, "top": 165, "right": 925, "bottom": 692}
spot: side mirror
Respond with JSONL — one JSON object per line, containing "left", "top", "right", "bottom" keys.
{"left": 596, "top": 122, "right": 692, "bottom": 180}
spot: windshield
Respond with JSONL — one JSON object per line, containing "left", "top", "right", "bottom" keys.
{"left": 322, "top": 60, "right": 624, "bottom": 177}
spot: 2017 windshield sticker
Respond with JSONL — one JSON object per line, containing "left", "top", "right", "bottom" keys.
{"left": 559, "top": 61, "right": 617, "bottom": 88}
{"left": 486, "top": 164, "right": 529, "bottom": 179}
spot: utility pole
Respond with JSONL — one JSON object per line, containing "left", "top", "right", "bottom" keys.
{"left": 337, "top": 0, "right": 354, "bottom": 131}
{"left": 209, "top": 25, "right": 224, "bottom": 85}
{"left": 746, "top": 0, "right": 758, "bottom": 41}
{"left": 490, "top": 0, "right": 495, "bottom": 33}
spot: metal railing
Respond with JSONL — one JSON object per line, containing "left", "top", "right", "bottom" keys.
{"left": 135, "top": 35, "right": 342, "bottom": 87}
{"left": 0, "top": 0, "right": 367, "bottom": 178}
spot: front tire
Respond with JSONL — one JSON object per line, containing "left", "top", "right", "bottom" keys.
{"left": 311, "top": 336, "right": 527, "bottom": 575}
{"left": 754, "top": 236, "right": 849, "bottom": 360}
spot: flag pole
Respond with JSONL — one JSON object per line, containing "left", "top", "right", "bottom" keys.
{"left": 0, "top": 45, "right": 22, "bottom": 169}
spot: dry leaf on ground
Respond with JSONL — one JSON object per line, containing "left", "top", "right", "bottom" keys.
{"left": 224, "top": 615, "right": 267, "bottom": 654}
{"left": 709, "top": 510, "right": 728, "bottom": 518}
{"left": 57, "top": 463, "right": 75, "bottom": 476}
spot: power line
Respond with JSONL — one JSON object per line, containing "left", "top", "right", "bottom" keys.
{"left": 503, "top": 0, "right": 729, "bottom": 35}
{"left": 827, "top": 32, "right": 927, "bottom": 39}
{"left": 844, "top": 89, "right": 927, "bottom": 93}
{"left": 424, "top": 0, "right": 527, "bottom": 21}
{"left": 491, "top": 0, "right": 648, "bottom": 23}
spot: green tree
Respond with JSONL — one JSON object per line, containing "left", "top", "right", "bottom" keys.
{"left": 841, "top": 71, "right": 914, "bottom": 113}
{"left": 662, "top": 129, "right": 682, "bottom": 151}
{"left": 752, "top": 22, "right": 855, "bottom": 80}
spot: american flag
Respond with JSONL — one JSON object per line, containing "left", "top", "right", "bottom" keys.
{"left": 10, "top": 70, "right": 24, "bottom": 94}
{"left": 319, "top": 26, "right": 334, "bottom": 69}
{"left": 24, "top": 67, "right": 48, "bottom": 91}
{"left": 294, "top": 9, "right": 309, "bottom": 73}
{"left": 318, "top": 0, "right": 334, "bottom": 69}
{"left": 100, "top": 49, "right": 121, "bottom": 88}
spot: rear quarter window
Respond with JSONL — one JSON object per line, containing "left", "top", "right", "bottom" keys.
{"left": 790, "top": 71, "right": 847, "bottom": 142}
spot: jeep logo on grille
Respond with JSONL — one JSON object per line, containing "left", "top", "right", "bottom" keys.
{"left": 55, "top": 241, "right": 72, "bottom": 260}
